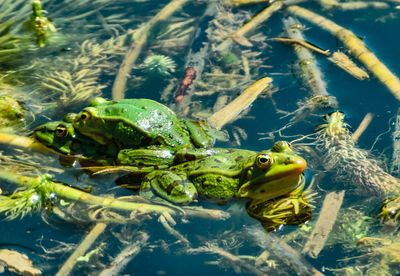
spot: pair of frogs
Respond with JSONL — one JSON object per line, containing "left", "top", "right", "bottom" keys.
{"left": 33, "top": 97, "right": 307, "bottom": 209}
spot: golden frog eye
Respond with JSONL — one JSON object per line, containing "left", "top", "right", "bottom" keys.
{"left": 256, "top": 154, "right": 273, "bottom": 170}
{"left": 55, "top": 126, "right": 68, "bottom": 137}
{"left": 79, "top": 111, "right": 91, "bottom": 121}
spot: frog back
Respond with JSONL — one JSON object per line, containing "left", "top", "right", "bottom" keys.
{"left": 93, "top": 99, "right": 192, "bottom": 148}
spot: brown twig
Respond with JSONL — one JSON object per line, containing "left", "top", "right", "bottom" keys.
{"left": 56, "top": 222, "right": 107, "bottom": 276}
{"left": 287, "top": 5, "right": 400, "bottom": 101}
{"left": 273, "top": 37, "right": 330, "bottom": 56}
{"left": 302, "top": 191, "right": 345, "bottom": 258}
{"left": 208, "top": 77, "right": 272, "bottom": 130}
{"left": 351, "top": 113, "right": 373, "bottom": 142}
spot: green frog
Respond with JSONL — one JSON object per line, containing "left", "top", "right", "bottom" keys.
{"left": 34, "top": 118, "right": 220, "bottom": 167}
{"left": 139, "top": 141, "right": 307, "bottom": 205}
{"left": 72, "top": 97, "right": 226, "bottom": 152}
{"left": 33, "top": 118, "right": 118, "bottom": 164}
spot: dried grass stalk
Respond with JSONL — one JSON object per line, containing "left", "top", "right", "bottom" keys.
{"left": 328, "top": 51, "right": 369, "bottom": 80}
{"left": 208, "top": 77, "right": 272, "bottom": 130}
{"left": 288, "top": 5, "right": 400, "bottom": 101}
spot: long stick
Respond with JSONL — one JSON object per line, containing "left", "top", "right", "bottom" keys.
{"left": 56, "top": 222, "right": 107, "bottom": 276}
{"left": 112, "top": 0, "right": 189, "bottom": 99}
{"left": 208, "top": 77, "right": 272, "bottom": 130}
{"left": 351, "top": 113, "right": 373, "bottom": 142}
{"left": 302, "top": 191, "right": 345, "bottom": 258}
{"left": 0, "top": 171, "right": 228, "bottom": 219}
{"left": 287, "top": 5, "right": 400, "bottom": 101}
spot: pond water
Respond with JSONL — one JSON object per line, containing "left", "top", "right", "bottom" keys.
{"left": 0, "top": 0, "right": 399, "bottom": 275}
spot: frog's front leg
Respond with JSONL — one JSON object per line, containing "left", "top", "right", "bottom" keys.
{"left": 142, "top": 170, "right": 197, "bottom": 204}
{"left": 117, "top": 148, "right": 175, "bottom": 166}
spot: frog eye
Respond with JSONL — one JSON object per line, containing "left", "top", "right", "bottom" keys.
{"left": 55, "top": 126, "right": 68, "bottom": 137}
{"left": 79, "top": 111, "right": 91, "bottom": 121}
{"left": 271, "top": 141, "right": 291, "bottom": 152}
{"left": 256, "top": 154, "right": 273, "bottom": 170}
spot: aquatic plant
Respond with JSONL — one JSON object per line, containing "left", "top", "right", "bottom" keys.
{"left": 140, "top": 54, "right": 176, "bottom": 77}
{"left": 24, "top": 0, "right": 56, "bottom": 47}
{"left": 0, "top": 174, "right": 55, "bottom": 220}
{"left": 0, "top": 95, "right": 25, "bottom": 131}
{"left": 37, "top": 38, "right": 126, "bottom": 107}
{"left": 316, "top": 111, "right": 400, "bottom": 194}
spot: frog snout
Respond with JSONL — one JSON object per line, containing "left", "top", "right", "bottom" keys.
{"left": 285, "top": 157, "right": 307, "bottom": 173}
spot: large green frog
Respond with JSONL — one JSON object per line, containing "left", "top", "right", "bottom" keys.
{"left": 72, "top": 97, "right": 226, "bottom": 151}
{"left": 139, "top": 141, "right": 307, "bottom": 204}
{"left": 34, "top": 118, "right": 216, "bottom": 167}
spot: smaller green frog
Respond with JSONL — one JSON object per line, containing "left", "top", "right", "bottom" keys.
{"left": 33, "top": 117, "right": 117, "bottom": 162}
{"left": 139, "top": 141, "right": 307, "bottom": 205}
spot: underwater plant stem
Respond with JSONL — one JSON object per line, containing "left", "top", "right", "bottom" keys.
{"left": 352, "top": 113, "right": 373, "bottom": 142}
{"left": 283, "top": 17, "right": 329, "bottom": 97}
{"left": 287, "top": 5, "right": 400, "bottom": 101}
{"left": 302, "top": 191, "right": 345, "bottom": 258}
{"left": 216, "top": 1, "right": 283, "bottom": 51}
{"left": 56, "top": 222, "right": 107, "bottom": 276}
{"left": 112, "top": 0, "right": 189, "bottom": 100}
{"left": 208, "top": 77, "right": 272, "bottom": 130}
{"left": 0, "top": 133, "right": 54, "bottom": 154}
{"left": 0, "top": 171, "right": 229, "bottom": 220}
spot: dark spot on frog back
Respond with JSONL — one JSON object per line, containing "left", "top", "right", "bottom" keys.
{"left": 235, "top": 156, "right": 243, "bottom": 162}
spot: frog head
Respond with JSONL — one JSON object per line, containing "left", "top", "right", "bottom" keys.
{"left": 73, "top": 107, "right": 112, "bottom": 145}
{"left": 34, "top": 120, "right": 103, "bottom": 156}
{"left": 33, "top": 121, "right": 76, "bottom": 155}
{"left": 237, "top": 141, "right": 307, "bottom": 201}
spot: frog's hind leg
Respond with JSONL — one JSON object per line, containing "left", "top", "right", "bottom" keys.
{"left": 142, "top": 171, "right": 197, "bottom": 205}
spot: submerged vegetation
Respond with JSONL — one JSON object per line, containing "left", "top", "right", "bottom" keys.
{"left": 0, "top": 0, "right": 399, "bottom": 275}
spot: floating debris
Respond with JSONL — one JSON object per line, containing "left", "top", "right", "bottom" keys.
{"left": 0, "top": 249, "right": 42, "bottom": 276}
{"left": 288, "top": 5, "right": 400, "bottom": 101}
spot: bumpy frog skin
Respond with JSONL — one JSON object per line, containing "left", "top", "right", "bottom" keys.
{"left": 141, "top": 141, "right": 307, "bottom": 204}
{"left": 73, "top": 97, "right": 224, "bottom": 151}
